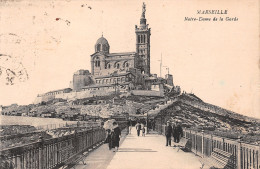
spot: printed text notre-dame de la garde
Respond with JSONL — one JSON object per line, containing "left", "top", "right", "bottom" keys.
{"left": 184, "top": 10, "right": 238, "bottom": 22}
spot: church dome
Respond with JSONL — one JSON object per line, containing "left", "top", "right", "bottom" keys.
{"left": 95, "top": 36, "right": 109, "bottom": 46}
{"left": 95, "top": 36, "right": 110, "bottom": 53}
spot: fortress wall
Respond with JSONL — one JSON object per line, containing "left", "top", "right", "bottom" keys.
{"left": 86, "top": 88, "right": 115, "bottom": 97}
{"left": 55, "top": 92, "right": 77, "bottom": 100}
{"left": 34, "top": 88, "right": 117, "bottom": 104}
{"left": 151, "top": 84, "right": 164, "bottom": 96}
{"left": 131, "top": 90, "right": 163, "bottom": 97}
{"left": 34, "top": 95, "right": 55, "bottom": 104}
{"left": 34, "top": 86, "right": 129, "bottom": 104}
{"left": 42, "top": 95, "right": 55, "bottom": 102}
{"left": 73, "top": 74, "right": 93, "bottom": 91}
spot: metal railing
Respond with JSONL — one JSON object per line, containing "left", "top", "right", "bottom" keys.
{"left": 0, "top": 122, "right": 101, "bottom": 142}
{"left": 0, "top": 127, "right": 106, "bottom": 169}
{"left": 157, "top": 124, "right": 260, "bottom": 169}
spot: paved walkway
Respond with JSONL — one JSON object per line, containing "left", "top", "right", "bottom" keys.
{"left": 76, "top": 130, "right": 208, "bottom": 169}
{"left": 75, "top": 129, "right": 129, "bottom": 169}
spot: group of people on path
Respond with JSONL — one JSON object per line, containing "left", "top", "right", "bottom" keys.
{"left": 105, "top": 122, "right": 121, "bottom": 152}
{"left": 165, "top": 121, "right": 183, "bottom": 147}
{"left": 128, "top": 120, "right": 146, "bottom": 137}
{"left": 134, "top": 121, "right": 146, "bottom": 137}
{"left": 104, "top": 120, "right": 183, "bottom": 152}
{"left": 104, "top": 119, "right": 146, "bottom": 152}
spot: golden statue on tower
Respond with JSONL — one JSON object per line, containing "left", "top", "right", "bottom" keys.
{"left": 141, "top": 2, "right": 146, "bottom": 18}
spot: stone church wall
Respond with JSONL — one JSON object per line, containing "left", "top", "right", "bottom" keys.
{"left": 92, "top": 56, "right": 135, "bottom": 76}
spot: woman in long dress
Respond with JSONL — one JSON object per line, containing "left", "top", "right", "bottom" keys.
{"left": 105, "top": 129, "right": 112, "bottom": 150}
{"left": 111, "top": 122, "right": 121, "bottom": 152}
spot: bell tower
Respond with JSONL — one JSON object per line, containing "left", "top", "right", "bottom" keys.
{"left": 135, "top": 2, "right": 151, "bottom": 75}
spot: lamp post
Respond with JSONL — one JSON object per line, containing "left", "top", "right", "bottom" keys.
{"left": 157, "top": 54, "right": 162, "bottom": 78}
{"left": 146, "top": 111, "right": 149, "bottom": 134}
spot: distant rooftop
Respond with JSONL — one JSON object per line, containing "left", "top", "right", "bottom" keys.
{"left": 106, "top": 52, "right": 136, "bottom": 56}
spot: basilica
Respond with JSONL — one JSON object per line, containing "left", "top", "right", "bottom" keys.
{"left": 34, "top": 3, "right": 174, "bottom": 104}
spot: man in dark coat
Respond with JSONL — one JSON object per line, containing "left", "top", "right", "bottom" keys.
{"left": 165, "top": 121, "right": 173, "bottom": 146}
{"left": 111, "top": 122, "right": 121, "bottom": 152}
{"left": 175, "top": 122, "right": 183, "bottom": 143}
{"left": 172, "top": 123, "right": 178, "bottom": 143}
{"left": 135, "top": 122, "right": 141, "bottom": 136}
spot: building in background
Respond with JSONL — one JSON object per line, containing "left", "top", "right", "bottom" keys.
{"left": 34, "top": 3, "right": 175, "bottom": 104}
{"left": 165, "top": 74, "right": 173, "bottom": 86}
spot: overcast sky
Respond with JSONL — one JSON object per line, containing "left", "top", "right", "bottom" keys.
{"left": 0, "top": 0, "right": 259, "bottom": 119}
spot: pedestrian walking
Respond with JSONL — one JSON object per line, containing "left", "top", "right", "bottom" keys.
{"left": 165, "top": 121, "right": 172, "bottom": 146}
{"left": 127, "top": 119, "right": 132, "bottom": 134}
{"left": 105, "top": 129, "right": 112, "bottom": 150}
{"left": 152, "top": 120, "right": 155, "bottom": 131}
{"left": 142, "top": 123, "right": 146, "bottom": 137}
{"left": 172, "top": 123, "right": 178, "bottom": 143}
{"left": 111, "top": 122, "right": 121, "bottom": 152}
{"left": 175, "top": 122, "right": 183, "bottom": 143}
{"left": 135, "top": 121, "right": 141, "bottom": 136}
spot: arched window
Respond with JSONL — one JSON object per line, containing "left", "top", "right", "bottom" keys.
{"left": 108, "top": 64, "right": 111, "bottom": 69}
{"left": 94, "top": 57, "right": 100, "bottom": 67}
{"left": 123, "top": 62, "right": 129, "bottom": 68}
{"left": 144, "top": 35, "right": 146, "bottom": 43}
{"left": 138, "top": 35, "right": 141, "bottom": 43}
{"left": 95, "top": 61, "right": 99, "bottom": 67}
{"left": 97, "top": 44, "right": 101, "bottom": 52}
{"left": 114, "top": 62, "right": 120, "bottom": 68}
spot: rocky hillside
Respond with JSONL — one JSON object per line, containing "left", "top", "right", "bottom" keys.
{"left": 156, "top": 95, "right": 260, "bottom": 144}
{"left": 1, "top": 94, "right": 165, "bottom": 120}
{"left": 1, "top": 92, "right": 259, "bottom": 144}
